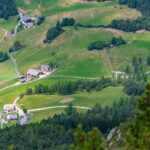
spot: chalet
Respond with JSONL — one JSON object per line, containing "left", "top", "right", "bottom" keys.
{"left": 27, "top": 69, "right": 42, "bottom": 78}
{"left": 3, "top": 104, "right": 17, "bottom": 113}
{"left": 19, "top": 115, "right": 29, "bottom": 126}
{"left": 7, "top": 114, "right": 18, "bottom": 121}
{"left": 21, "top": 16, "right": 31, "bottom": 23}
{"left": 21, "top": 15, "right": 37, "bottom": 28}
{"left": 41, "top": 64, "right": 51, "bottom": 73}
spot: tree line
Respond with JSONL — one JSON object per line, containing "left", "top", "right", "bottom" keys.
{"left": 0, "top": 52, "right": 9, "bottom": 62}
{"left": 9, "top": 41, "right": 24, "bottom": 53}
{"left": 25, "top": 77, "right": 115, "bottom": 96}
{"left": 44, "top": 18, "right": 76, "bottom": 43}
{"left": 24, "top": 76, "right": 146, "bottom": 97}
{"left": 71, "top": 84, "right": 150, "bottom": 149}
{"left": 109, "top": 0, "right": 150, "bottom": 32}
{"left": 44, "top": 21, "right": 64, "bottom": 43}
{"left": 88, "top": 37, "right": 126, "bottom": 51}
{"left": 0, "top": 97, "right": 137, "bottom": 150}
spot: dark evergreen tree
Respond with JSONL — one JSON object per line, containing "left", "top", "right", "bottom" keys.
{"left": 126, "top": 84, "right": 150, "bottom": 149}
{"left": 0, "top": 0, "right": 18, "bottom": 19}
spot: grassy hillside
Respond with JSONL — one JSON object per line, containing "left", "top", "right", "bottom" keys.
{"left": 13, "top": 3, "right": 141, "bottom": 77}
{"left": 109, "top": 32, "right": 150, "bottom": 71}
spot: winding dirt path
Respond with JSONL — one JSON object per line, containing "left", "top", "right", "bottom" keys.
{"left": 28, "top": 105, "right": 91, "bottom": 113}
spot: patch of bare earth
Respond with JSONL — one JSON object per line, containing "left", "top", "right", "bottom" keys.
{"left": 105, "top": 28, "right": 124, "bottom": 36}
{"left": 17, "top": 7, "right": 28, "bottom": 15}
{"left": 24, "top": 0, "right": 32, "bottom": 5}
{"left": 60, "top": 98, "right": 74, "bottom": 103}
{"left": 60, "top": 0, "right": 83, "bottom": 7}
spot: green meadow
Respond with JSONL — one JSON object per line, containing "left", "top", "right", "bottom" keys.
{"left": 108, "top": 32, "right": 150, "bottom": 71}
{"left": 18, "top": 86, "right": 125, "bottom": 110}
{"left": 29, "top": 108, "right": 65, "bottom": 123}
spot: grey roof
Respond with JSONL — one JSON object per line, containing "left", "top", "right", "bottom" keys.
{"left": 41, "top": 64, "right": 50, "bottom": 71}
{"left": 27, "top": 69, "right": 41, "bottom": 76}
{"left": 8, "top": 114, "right": 18, "bottom": 119}
{"left": 22, "top": 16, "right": 31, "bottom": 22}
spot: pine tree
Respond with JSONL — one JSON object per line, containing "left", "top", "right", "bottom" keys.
{"left": 126, "top": 84, "right": 150, "bottom": 150}
{"left": 84, "top": 127, "right": 104, "bottom": 150}
{"left": 70, "top": 125, "right": 104, "bottom": 150}
{"left": 70, "top": 124, "right": 85, "bottom": 150}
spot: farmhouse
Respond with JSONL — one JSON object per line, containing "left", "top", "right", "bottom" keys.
{"left": 3, "top": 104, "right": 17, "bottom": 113}
{"left": 41, "top": 64, "right": 51, "bottom": 73}
{"left": 27, "top": 69, "right": 42, "bottom": 78}
{"left": 21, "top": 15, "right": 37, "bottom": 28}
{"left": 7, "top": 114, "right": 18, "bottom": 121}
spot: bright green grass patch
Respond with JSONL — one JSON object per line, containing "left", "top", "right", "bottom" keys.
{"left": 0, "top": 17, "right": 18, "bottom": 31}
{"left": 0, "top": 60, "right": 17, "bottom": 83}
{"left": 29, "top": 108, "right": 87, "bottom": 123}
{"left": 29, "top": 108, "right": 65, "bottom": 123}
{"left": 18, "top": 86, "right": 126, "bottom": 110}
{"left": 55, "top": 50, "right": 112, "bottom": 77}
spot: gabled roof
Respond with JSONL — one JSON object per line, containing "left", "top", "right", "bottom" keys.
{"left": 41, "top": 64, "right": 50, "bottom": 71}
{"left": 4, "top": 104, "right": 16, "bottom": 110}
{"left": 27, "top": 69, "right": 41, "bottom": 76}
{"left": 22, "top": 16, "right": 31, "bottom": 22}
{"left": 7, "top": 114, "right": 18, "bottom": 120}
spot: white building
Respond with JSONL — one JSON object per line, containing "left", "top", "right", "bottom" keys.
{"left": 3, "top": 104, "right": 17, "bottom": 114}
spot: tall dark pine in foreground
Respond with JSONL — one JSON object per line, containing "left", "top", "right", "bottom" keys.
{"left": 126, "top": 84, "right": 150, "bottom": 149}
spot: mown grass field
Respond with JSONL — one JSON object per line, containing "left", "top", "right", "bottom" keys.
{"left": 19, "top": 86, "right": 126, "bottom": 123}
{"left": 0, "top": 29, "right": 17, "bottom": 86}
{"left": 29, "top": 108, "right": 65, "bottom": 123}
{"left": 18, "top": 86, "right": 126, "bottom": 109}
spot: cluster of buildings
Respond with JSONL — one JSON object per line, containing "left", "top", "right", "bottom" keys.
{"left": 3, "top": 104, "right": 18, "bottom": 121}
{"left": 20, "top": 15, "right": 37, "bottom": 29}
{"left": 1, "top": 104, "right": 29, "bottom": 126}
{"left": 20, "top": 64, "right": 54, "bottom": 83}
